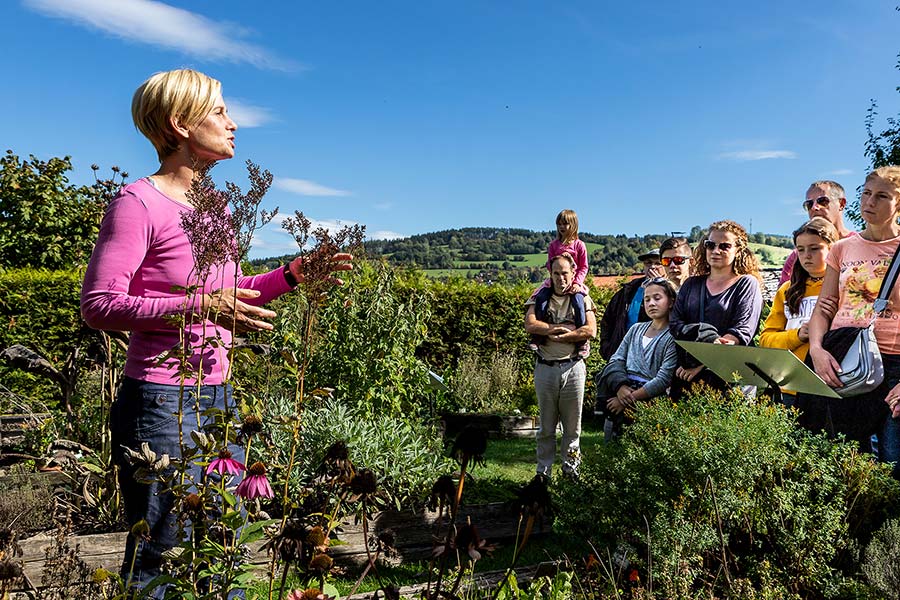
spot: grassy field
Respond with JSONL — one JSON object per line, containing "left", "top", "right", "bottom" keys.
{"left": 426, "top": 241, "right": 789, "bottom": 279}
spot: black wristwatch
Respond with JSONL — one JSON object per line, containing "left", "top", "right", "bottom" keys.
{"left": 283, "top": 263, "right": 299, "bottom": 287}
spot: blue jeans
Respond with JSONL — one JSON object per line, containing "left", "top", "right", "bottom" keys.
{"left": 876, "top": 354, "right": 900, "bottom": 479}
{"left": 798, "top": 354, "right": 900, "bottom": 479}
{"left": 111, "top": 377, "right": 244, "bottom": 598}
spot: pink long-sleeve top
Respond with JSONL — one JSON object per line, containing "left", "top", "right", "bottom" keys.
{"left": 81, "top": 178, "right": 292, "bottom": 385}
{"left": 546, "top": 239, "right": 589, "bottom": 286}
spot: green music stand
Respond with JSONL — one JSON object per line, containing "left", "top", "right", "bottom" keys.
{"left": 676, "top": 341, "right": 841, "bottom": 399}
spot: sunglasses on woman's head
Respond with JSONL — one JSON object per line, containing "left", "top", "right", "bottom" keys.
{"left": 642, "top": 276, "right": 670, "bottom": 288}
{"left": 703, "top": 240, "right": 733, "bottom": 251}
{"left": 803, "top": 196, "right": 831, "bottom": 211}
{"left": 660, "top": 256, "right": 689, "bottom": 266}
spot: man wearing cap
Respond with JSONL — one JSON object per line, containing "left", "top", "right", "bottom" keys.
{"left": 599, "top": 249, "right": 663, "bottom": 360}
{"left": 525, "top": 253, "right": 597, "bottom": 478}
{"left": 779, "top": 180, "right": 855, "bottom": 285}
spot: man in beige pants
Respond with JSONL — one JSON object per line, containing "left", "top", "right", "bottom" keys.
{"left": 525, "top": 253, "right": 597, "bottom": 478}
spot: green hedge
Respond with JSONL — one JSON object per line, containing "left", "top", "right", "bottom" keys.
{"left": 0, "top": 264, "right": 618, "bottom": 414}
{"left": 0, "top": 269, "right": 89, "bottom": 410}
{"left": 0, "top": 268, "right": 85, "bottom": 361}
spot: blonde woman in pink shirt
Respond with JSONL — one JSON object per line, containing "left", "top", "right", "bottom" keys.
{"left": 808, "top": 166, "right": 900, "bottom": 479}
{"left": 81, "top": 69, "right": 350, "bottom": 595}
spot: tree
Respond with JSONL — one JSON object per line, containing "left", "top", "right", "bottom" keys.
{"left": 0, "top": 150, "right": 124, "bottom": 269}
{"left": 847, "top": 12, "right": 900, "bottom": 226}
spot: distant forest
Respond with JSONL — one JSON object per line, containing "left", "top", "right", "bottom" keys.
{"left": 252, "top": 226, "right": 792, "bottom": 281}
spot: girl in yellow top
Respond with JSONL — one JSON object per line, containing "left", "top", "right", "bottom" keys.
{"left": 760, "top": 217, "right": 840, "bottom": 363}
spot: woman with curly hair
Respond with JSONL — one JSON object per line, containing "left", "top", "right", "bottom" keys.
{"left": 668, "top": 220, "right": 763, "bottom": 399}
{"left": 808, "top": 167, "right": 900, "bottom": 475}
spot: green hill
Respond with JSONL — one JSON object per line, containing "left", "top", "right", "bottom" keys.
{"left": 252, "top": 227, "right": 792, "bottom": 281}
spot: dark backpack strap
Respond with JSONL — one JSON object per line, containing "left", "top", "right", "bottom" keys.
{"left": 572, "top": 292, "right": 586, "bottom": 327}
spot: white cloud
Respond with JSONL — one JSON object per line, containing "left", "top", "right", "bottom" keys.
{"left": 274, "top": 177, "right": 351, "bottom": 197}
{"left": 370, "top": 230, "right": 404, "bottom": 240}
{"left": 24, "top": 0, "right": 296, "bottom": 70}
{"left": 827, "top": 168, "right": 853, "bottom": 176}
{"left": 717, "top": 150, "right": 797, "bottom": 161}
{"left": 373, "top": 201, "right": 394, "bottom": 211}
{"left": 226, "top": 99, "right": 274, "bottom": 128}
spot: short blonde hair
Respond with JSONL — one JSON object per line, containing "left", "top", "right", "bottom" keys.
{"left": 132, "top": 69, "right": 222, "bottom": 161}
{"left": 865, "top": 166, "right": 900, "bottom": 196}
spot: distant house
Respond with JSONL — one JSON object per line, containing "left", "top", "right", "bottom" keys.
{"left": 593, "top": 273, "right": 641, "bottom": 289}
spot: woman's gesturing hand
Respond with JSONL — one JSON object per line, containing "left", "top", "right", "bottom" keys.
{"left": 288, "top": 252, "right": 354, "bottom": 286}
{"left": 203, "top": 288, "right": 277, "bottom": 333}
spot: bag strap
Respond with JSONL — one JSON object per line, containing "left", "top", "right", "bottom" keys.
{"left": 873, "top": 240, "right": 900, "bottom": 314}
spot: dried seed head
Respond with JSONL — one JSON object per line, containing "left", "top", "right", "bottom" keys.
{"left": 451, "top": 426, "right": 488, "bottom": 465}
{"left": 0, "top": 560, "right": 22, "bottom": 581}
{"left": 308, "top": 552, "right": 333, "bottom": 573}
{"left": 306, "top": 525, "right": 327, "bottom": 548}
{"left": 349, "top": 469, "right": 378, "bottom": 495}
{"left": 324, "top": 441, "right": 350, "bottom": 463}
{"left": 183, "top": 493, "right": 204, "bottom": 515}
{"left": 130, "top": 519, "right": 151, "bottom": 540}
{"left": 241, "top": 413, "right": 264, "bottom": 437}
{"left": 247, "top": 461, "right": 267, "bottom": 477}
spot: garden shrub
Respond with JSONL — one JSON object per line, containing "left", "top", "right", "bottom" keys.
{"left": 401, "top": 276, "right": 533, "bottom": 373}
{"left": 259, "top": 395, "right": 452, "bottom": 509}
{"left": 555, "top": 388, "right": 900, "bottom": 599}
{"left": 863, "top": 518, "right": 900, "bottom": 598}
{"left": 306, "top": 260, "right": 434, "bottom": 417}
{"left": 450, "top": 349, "right": 521, "bottom": 414}
{"left": 234, "top": 260, "right": 440, "bottom": 420}
{"left": 0, "top": 268, "right": 92, "bottom": 412}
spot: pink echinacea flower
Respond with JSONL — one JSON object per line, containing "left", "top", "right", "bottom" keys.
{"left": 236, "top": 461, "right": 274, "bottom": 499}
{"left": 206, "top": 449, "right": 246, "bottom": 477}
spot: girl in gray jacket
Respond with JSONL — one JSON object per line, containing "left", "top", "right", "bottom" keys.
{"left": 597, "top": 278, "right": 679, "bottom": 438}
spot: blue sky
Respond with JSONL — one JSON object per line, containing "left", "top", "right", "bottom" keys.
{"left": 3, "top": 0, "right": 900, "bottom": 259}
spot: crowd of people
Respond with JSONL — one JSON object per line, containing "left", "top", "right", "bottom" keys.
{"left": 525, "top": 172, "right": 900, "bottom": 482}
{"left": 78, "top": 65, "right": 900, "bottom": 595}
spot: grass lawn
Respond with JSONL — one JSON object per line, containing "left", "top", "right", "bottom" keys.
{"left": 464, "top": 419, "right": 604, "bottom": 504}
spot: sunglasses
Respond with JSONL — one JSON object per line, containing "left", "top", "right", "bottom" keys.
{"left": 803, "top": 196, "right": 831, "bottom": 211}
{"left": 703, "top": 240, "right": 733, "bottom": 252}
{"left": 660, "top": 256, "right": 690, "bottom": 266}
{"left": 642, "top": 276, "right": 670, "bottom": 288}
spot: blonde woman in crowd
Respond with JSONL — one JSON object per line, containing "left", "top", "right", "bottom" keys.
{"left": 808, "top": 166, "right": 900, "bottom": 477}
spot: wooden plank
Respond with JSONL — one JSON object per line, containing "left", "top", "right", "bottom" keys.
{"left": 14, "top": 502, "right": 547, "bottom": 591}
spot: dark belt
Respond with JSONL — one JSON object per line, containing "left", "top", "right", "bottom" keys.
{"left": 536, "top": 356, "right": 582, "bottom": 367}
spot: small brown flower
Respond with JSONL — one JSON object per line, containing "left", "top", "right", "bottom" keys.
{"left": 262, "top": 519, "right": 308, "bottom": 564}
{"left": 451, "top": 426, "right": 488, "bottom": 466}
{"left": 319, "top": 440, "right": 354, "bottom": 484}
{"left": 306, "top": 525, "right": 328, "bottom": 551}
{"left": 427, "top": 475, "right": 455, "bottom": 511}
{"left": 239, "top": 413, "right": 264, "bottom": 441}
{"left": 349, "top": 468, "right": 378, "bottom": 496}
{"left": 454, "top": 523, "right": 495, "bottom": 561}
{"left": 0, "top": 559, "right": 23, "bottom": 581}
{"left": 515, "top": 473, "right": 553, "bottom": 519}
{"left": 308, "top": 552, "right": 333, "bottom": 574}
